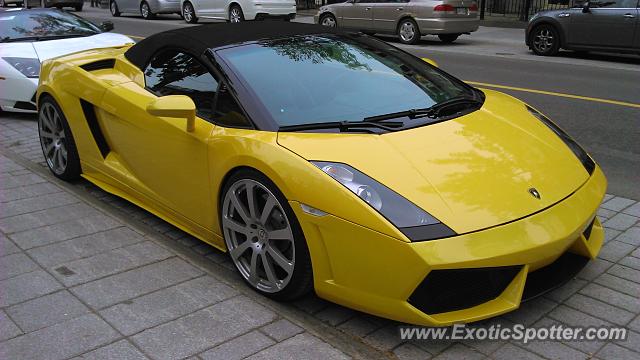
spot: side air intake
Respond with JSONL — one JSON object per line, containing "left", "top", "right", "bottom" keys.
{"left": 80, "top": 59, "right": 116, "bottom": 72}
{"left": 80, "top": 100, "right": 110, "bottom": 158}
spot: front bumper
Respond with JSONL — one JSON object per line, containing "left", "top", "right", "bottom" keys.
{"left": 416, "top": 17, "right": 480, "bottom": 35}
{"left": 293, "top": 165, "right": 606, "bottom": 326}
{"left": 0, "top": 77, "right": 38, "bottom": 113}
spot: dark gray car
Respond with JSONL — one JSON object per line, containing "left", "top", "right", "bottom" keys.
{"left": 526, "top": 0, "right": 640, "bottom": 56}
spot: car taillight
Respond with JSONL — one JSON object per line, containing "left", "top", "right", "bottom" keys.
{"left": 433, "top": 4, "right": 455, "bottom": 12}
{"left": 469, "top": 3, "right": 478, "bottom": 11}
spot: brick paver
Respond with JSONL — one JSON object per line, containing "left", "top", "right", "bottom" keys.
{"left": 1, "top": 114, "right": 639, "bottom": 359}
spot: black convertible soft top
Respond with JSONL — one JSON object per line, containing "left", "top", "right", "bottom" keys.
{"left": 124, "top": 21, "right": 340, "bottom": 70}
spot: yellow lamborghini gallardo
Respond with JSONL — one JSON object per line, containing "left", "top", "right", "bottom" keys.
{"left": 37, "top": 22, "right": 606, "bottom": 326}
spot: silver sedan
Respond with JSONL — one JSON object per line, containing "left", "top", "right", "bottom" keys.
{"left": 109, "top": 0, "right": 182, "bottom": 19}
{"left": 315, "top": 0, "right": 479, "bottom": 44}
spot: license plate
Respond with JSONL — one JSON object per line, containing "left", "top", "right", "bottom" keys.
{"left": 456, "top": 7, "right": 468, "bottom": 15}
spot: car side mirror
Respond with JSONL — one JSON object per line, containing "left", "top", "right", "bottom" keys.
{"left": 146, "top": 95, "right": 196, "bottom": 132}
{"left": 421, "top": 57, "right": 439, "bottom": 67}
{"left": 582, "top": 2, "right": 590, "bottom": 13}
{"left": 100, "top": 21, "right": 115, "bottom": 32}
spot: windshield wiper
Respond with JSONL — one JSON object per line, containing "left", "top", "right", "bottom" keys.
{"left": 279, "top": 120, "right": 404, "bottom": 133}
{"left": 363, "top": 96, "right": 483, "bottom": 122}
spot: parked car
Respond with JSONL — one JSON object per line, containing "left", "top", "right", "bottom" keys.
{"left": 526, "top": 0, "right": 640, "bottom": 56}
{"left": 180, "top": 0, "right": 296, "bottom": 24}
{"left": 36, "top": 22, "right": 606, "bottom": 326}
{"left": 0, "top": 0, "right": 24, "bottom": 7}
{"left": 43, "top": 0, "right": 85, "bottom": 11}
{"left": 109, "top": 0, "right": 182, "bottom": 20}
{"left": 0, "top": 8, "right": 133, "bottom": 112}
{"left": 315, "top": 0, "right": 479, "bottom": 44}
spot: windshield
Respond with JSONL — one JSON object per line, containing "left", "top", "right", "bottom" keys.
{"left": 0, "top": 9, "right": 100, "bottom": 42}
{"left": 216, "top": 34, "right": 474, "bottom": 127}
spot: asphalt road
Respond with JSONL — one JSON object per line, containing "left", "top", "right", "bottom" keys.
{"left": 80, "top": 7, "right": 640, "bottom": 200}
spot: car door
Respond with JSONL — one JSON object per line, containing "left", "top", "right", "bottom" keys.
{"left": 568, "top": 0, "right": 638, "bottom": 48}
{"left": 98, "top": 49, "right": 216, "bottom": 229}
{"left": 195, "top": 0, "right": 221, "bottom": 16}
{"left": 339, "top": 0, "right": 376, "bottom": 30}
{"left": 371, "top": 0, "right": 409, "bottom": 33}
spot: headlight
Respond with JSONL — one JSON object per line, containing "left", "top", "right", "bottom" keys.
{"left": 2, "top": 57, "right": 40, "bottom": 78}
{"left": 312, "top": 161, "right": 456, "bottom": 241}
{"left": 526, "top": 105, "right": 595, "bottom": 174}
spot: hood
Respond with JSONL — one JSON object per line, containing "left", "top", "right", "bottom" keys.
{"left": 277, "top": 90, "right": 590, "bottom": 234}
{"left": 32, "top": 33, "right": 134, "bottom": 62}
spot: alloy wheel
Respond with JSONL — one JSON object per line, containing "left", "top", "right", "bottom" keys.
{"left": 230, "top": 7, "right": 242, "bottom": 23}
{"left": 39, "top": 102, "right": 68, "bottom": 175}
{"left": 183, "top": 3, "right": 194, "bottom": 22}
{"left": 321, "top": 15, "right": 336, "bottom": 27}
{"left": 141, "top": 2, "right": 150, "bottom": 18}
{"left": 399, "top": 21, "right": 416, "bottom": 43}
{"left": 533, "top": 28, "right": 554, "bottom": 53}
{"left": 222, "top": 179, "right": 295, "bottom": 293}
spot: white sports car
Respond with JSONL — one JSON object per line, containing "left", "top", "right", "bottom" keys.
{"left": 0, "top": 8, "right": 133, "bottom": 112}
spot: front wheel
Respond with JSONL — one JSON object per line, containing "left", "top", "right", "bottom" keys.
{"left": 182, "top": 1, "right": 197, "bottom": 23}
{"left": 229, "top": 4, "right": 244, "bottom": 23}
{"left": 397, "top": 18, "right": 420, "bottom": 45}
{"left": 110, "top": 0, "right": 121, "bottom": 16}
{"left": 530, "top": 24, "right": 560, "bottom": 56}
{"left": 438, "top": 34, "right": 460, "bottom": 44}
{"left": 141, "top": 1, "right": 155, "bottom": 19}
{"left": 221, "top": 170, "right": 313, "bottom": 301}
{"left": 319, "top": 13, "right": 336, "bottom": 27}
{"left": 38, "top": 96, "right": 81, "bottom": 181}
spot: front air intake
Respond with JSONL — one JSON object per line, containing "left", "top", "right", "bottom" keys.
{"left": 408, "top": 266, "right": 522, "bottom": 314}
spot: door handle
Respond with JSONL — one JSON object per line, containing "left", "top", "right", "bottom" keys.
{"left": 623, "top": 13, "right": 635, "bottom": 18}
{"left": 396, "top": 7, "right": 404, "bottom": 10}
{"left": 365, "top": 7, "right": 371, "bottom": 10}
{"left": 558, "top": 12, "right": 570, "bottom": 17}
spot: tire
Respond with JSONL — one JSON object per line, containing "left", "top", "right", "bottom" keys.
{"left": 74, "top": 4, "right": 82, "bottom": 11}
{"left": 0, "top": 0, "right": 5, "bottom": 8}
{"left": 229, "top": 4, "right": 244, "bottom": 23}
{"left": 397, "top": 18, "right": 420, "bottom": 45}
{"left": 182, "top": 1, "right": 197, "bottom": 23}
{"left": 220, "top": 169, "right": 313, "bottom": 301}
{"left": 530, "top": 24, "right": 560, "bottom": 56}
{"left": 38, "top": 95, "right": 81, "bottom": 181}
{"left": 438, "top": 34, "right": 460, "bottom": 44}
{"left": 319, "top": 13, "right": 336, "bottom": 28}
{"left": 110, "top": 0, "right": 120, "bottom": 17}
{"left": 140, "top": 1, "right": 154, "bottom": 20}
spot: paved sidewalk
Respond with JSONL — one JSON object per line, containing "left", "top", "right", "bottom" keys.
{"left": 1, "top": 112, "right": 639, "bottom": 360}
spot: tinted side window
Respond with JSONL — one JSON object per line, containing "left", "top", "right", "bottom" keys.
{"left": 145, "top": 50, "right": 217, "bottom": 120}
{"left": 591, "top": 0, "right": 636, "bottom": 7}
{"left": 144, "top": 50, "right": 251, "bottom": 127}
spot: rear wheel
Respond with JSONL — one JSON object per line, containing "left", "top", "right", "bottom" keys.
{"left": 38, "top": 96, "right": 81, "bottom": 181}
{"left": 229, "top": 4, "right": 244, "bottom": 23}
{"left": 221, "top": 170, "right": 313, "bottom": 301}
{"left": 531, "top": 24, "right": 560, "bottom": 56}
{"left": 182, "top": 1, "right": 197, "bottom": 23}
{"left": 141, "top": 1, "right": 155, "bottom": 19}
{"left": 110, "top": 0, "right": 120, "bottom": 16}
{"left": 319, "top": 13, "right": 336, "bottom": 27}
{"left": 74, "top": 4, "right": 82, "bottom": 11}
{"left": 438, "top": 33, "right": 460, "bottom": 43}
{"left": 397, "top": 18, "right": 420, "bottom": 45}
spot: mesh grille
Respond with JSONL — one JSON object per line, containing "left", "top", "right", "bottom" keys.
{"left": 408, "top": 266, "right": 522, "bottom": 314}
